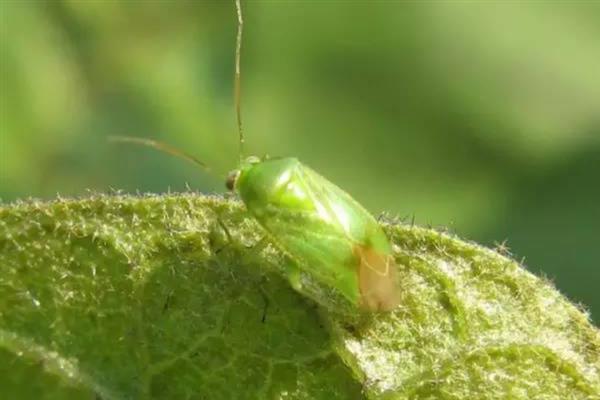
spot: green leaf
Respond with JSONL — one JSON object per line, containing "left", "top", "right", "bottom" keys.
{"left": 0, "top": 194, "right": 598, "bottom": 399}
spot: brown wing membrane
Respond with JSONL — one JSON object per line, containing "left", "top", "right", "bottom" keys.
{"left": 355, "top": 245, "right": 401, "bottom": 311}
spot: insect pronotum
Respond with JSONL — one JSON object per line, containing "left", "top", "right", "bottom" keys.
{"left": 112, "top": 0, "right": 400, "bottom": 312}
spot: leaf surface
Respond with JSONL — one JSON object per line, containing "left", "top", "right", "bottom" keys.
{"left": 0, "top": 194, "right": 598, "bottom": 399}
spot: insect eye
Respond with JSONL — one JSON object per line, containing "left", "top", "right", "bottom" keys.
{"left": 226, "top": 170, "right": 240, "bottom": 191}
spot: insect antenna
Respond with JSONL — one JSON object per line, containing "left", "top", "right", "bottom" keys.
{"left": 108, "top": 135, "right": 215, "bottom": 175}
{"left": 110, "top": 2, "right": 244, "bottom": 179}
{"left": 234, "top": 0, "right": 244, "bottom": 162}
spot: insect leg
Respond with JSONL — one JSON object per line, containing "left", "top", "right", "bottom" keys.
{"left": 259, "top": 286, "right": 270, "bottom": 323}
{"left": 217, "top": 218, "right": 234, "bottom": 245}
{"left": 162, "top": 290, "right": 174, "bottom": 313}
{"left": 210, "top": 216, "right": 234, "bottom": 255}
{"left": 285, "top": 261, "right": 303, "bottom": 292}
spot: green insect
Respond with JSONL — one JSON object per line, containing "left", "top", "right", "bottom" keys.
{"left": 112, "top": 0, "right": 400, "bottom": 312}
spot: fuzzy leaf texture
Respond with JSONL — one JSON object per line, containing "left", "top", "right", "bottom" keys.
{"left": 0, "top": 194, "right": 598, "bottom": 400}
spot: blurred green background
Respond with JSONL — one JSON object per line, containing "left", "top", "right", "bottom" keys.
{"left": 0, "top": 1, "right": 598, "bottom": 322}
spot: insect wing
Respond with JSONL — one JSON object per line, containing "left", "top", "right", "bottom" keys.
{"left": 249, "top": 162, "right": 382, "bottom": 306}
{"left": 355, "top": 245, "right": 400, "bottom": 311}
{"left": 276, "top": 164, "right": 400, "bottom": 311}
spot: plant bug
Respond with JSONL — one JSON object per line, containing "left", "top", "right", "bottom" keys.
{"left": 111, "top": 0, "right": 400, "bottom": 312}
